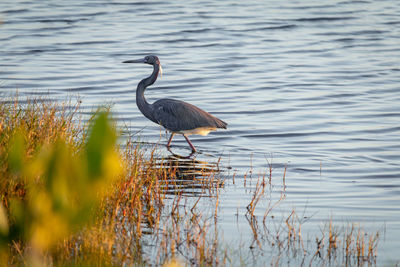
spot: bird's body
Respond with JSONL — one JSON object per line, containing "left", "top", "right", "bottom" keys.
{"left": 124, "top": 55, "right": 227, "bottom": 152}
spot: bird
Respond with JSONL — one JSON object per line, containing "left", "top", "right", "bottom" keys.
{"left": 123, "top": 55, "right": 227, "bottom": 152}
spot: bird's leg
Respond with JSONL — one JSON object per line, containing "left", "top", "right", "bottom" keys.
{"left": 166, "top": 133, "right": 175, "bottom": 147}
{"left": 183, "top": 134, "right": 197, "bottom": 152}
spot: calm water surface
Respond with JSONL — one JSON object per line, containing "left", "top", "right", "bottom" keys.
{"left": 1, "top": 0, "right": 400, "bottom": 265}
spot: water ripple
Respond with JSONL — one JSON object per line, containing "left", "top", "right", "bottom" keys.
{"left": 1, "top": 0, "right": 400, "bottom": 263}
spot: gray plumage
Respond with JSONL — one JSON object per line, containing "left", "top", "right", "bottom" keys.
{"left": 152, "top": 98, "right": 227, "bottom": 132}
{"left": 123, "top": 55, "right": 227, "bottom": 152}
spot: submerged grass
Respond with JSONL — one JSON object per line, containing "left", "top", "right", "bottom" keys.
{"left": 0, "top": 96, "right": 381, "bottom": 266}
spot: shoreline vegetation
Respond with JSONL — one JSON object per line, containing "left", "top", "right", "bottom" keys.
{"left": 0, "top": 97, "right": 380, "bottom": 266}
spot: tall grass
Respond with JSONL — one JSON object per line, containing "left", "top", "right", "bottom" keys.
{"left": 0, "top": 97, "right": 223, "bottom": 266}
{"left": 0, "top": 98, "right": 85, "bottom": 206}
{"left": 0, "top": 97, "right": 381, "bottom": 266}
{"left": 0, "top": 97, "right": 123, "bottom": 265}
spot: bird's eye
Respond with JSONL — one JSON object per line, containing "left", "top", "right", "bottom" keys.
{"left": 144, "top": 56, "right": 149, "bottom": 62}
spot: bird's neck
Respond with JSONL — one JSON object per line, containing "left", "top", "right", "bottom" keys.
{"left": 136, "top": 63, "right": 160, "bottom": 123}
{"left": 143, "top": 63, "right": 160, "bottom": 88}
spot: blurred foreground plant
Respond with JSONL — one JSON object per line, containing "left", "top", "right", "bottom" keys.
{"left": 0, "top": 98, "right": 123, "bottom": 265}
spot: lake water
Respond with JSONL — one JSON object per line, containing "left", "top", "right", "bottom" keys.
{"left": 1, "top": 0, "right": 400, "bottom": 265}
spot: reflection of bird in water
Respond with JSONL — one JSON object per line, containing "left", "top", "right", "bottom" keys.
{"left": 123, "top": 55, "right": 227, "bottom": 153}
{"left": 154, "top": 153, "right": 223, "bottom": 196}
{"left": 162, "top": 153, "right": 218, "bottom": 179}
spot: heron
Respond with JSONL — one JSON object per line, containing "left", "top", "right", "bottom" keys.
{"left": 123, "top": 55, "right": 227, "bottom": 152}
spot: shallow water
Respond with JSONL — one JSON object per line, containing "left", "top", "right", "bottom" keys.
{"left": 1, "top": 0, "right": 400, "bottom": 265}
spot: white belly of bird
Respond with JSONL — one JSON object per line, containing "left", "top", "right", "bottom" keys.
{"left": 176, "top": 127, "right": 217, "bottom": 136}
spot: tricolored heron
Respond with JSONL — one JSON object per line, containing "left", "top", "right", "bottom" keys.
{"left": 123, "top": 55, "right": 227, "bottom": 152}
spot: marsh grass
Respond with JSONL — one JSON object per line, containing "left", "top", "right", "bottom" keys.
{"left": 0, "top": 97, "right": 84, "bottom": 206}
{"left": 0, "top": 97, "right": 380, "bottom": 266}
{"left": 0, "top": 96, "right": 124, "bottom": 265}
{"left": 235, "top": 163, "right": 380, "bottom": 266}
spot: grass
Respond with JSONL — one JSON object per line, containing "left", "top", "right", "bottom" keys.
{"left": 0, "top": 96, "right": 381, "bottom": 266}
{"left": 0, "top": 98, "right": 85, "bottom": 206}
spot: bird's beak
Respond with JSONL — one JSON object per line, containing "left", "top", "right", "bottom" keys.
{"left": 122, "top": 58, "right": 163, "bottom": 78}
{"left": 122, "top": 58, "right": 145, "bottom": 63}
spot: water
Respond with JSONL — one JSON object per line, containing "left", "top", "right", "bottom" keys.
{"left": 1, "top": 0, "right": 400, "bottom": 265}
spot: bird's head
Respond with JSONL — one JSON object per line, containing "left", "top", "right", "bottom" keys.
{"left": 144, "top": 55, "right": 160, "bottom": 65}
{"left": 123, "top": 55, "right": 162, "bottom": 77}
{"left": 123, "top": 55, "right": 160, "bottom": 65}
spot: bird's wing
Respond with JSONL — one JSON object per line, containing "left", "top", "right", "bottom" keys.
{"left": 152, "top": 99, "right": 227, "bottom": 132}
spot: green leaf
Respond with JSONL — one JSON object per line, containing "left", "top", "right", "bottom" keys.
{"left": 85, "top": 111, "right": 117, "bottom": 181}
